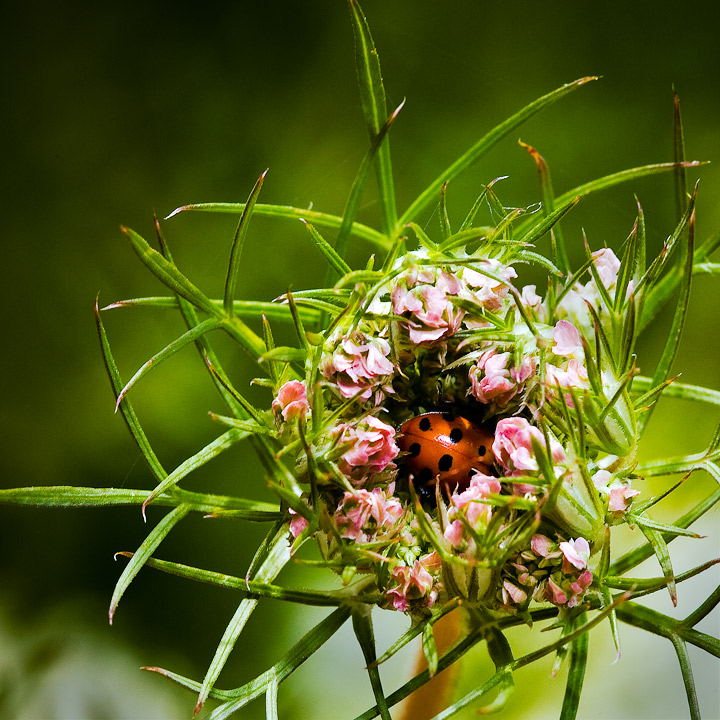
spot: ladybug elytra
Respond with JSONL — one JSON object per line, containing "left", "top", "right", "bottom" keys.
{"left": 397, "top": 411, "right": 495, "bottom": 496}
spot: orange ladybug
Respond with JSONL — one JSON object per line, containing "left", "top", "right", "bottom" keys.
{"left": 398, "top": 411, "right": 495, "bottom": 496}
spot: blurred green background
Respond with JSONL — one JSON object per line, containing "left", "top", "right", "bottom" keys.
{"left": 2, "top": 1, "right": 718, "bottom": 718}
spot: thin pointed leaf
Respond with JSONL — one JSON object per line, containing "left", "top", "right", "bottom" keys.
{"left": 116, "top": 317, "right": 222, "bottom": 408}
{"left": 105, "top": 296, "right": 322, "bottom": 324}
{"left": 224, "top": 170, "right": 268, "bottom": 315}
{"left": 109, "top": 503, "right": 190, "bottom": 623}
{"left": 631, "top": 375, "right": 720, "bottom": 407}
{"left": 637, "top": 522, "right": 677, "bottom": 606}
{"left": 167, "top": 202, "right": 390, "bottom": 250}
{"left": 128, "top": 554, "right": 361, "bottom": 606}
{"left": 400, "top": 77, "right": 598, "bottom": 225}
{"left": 352, "top": 607, "right": 392, "bottom": 720}
{"left": 348, "top": 0, "right": 397, "bottom": 236}
{"left": 121, "top": 226, "right": 219, "bottom": 316}
{"left": 640, "top": 199, "right": 695, "bottom": 433}
{"left": 194, "top": 523, "right": 291, "bottom": 715}
{"left": 333, "top": 99, "right": 405, "bottom": 267}
{"left": 142, "top": 429, "right": 247, "bottom": 515}
{"left": 205, "top": 607, "right": 351, "bottom": 719}
{"left": 673, "top": 88, "right": 689, "bottom": 221}
{"left": 95, "top": 297, "right": 167, "bottom": 482}
{"left": 559, "top": 619, "right": 588, "bottom": 720}
{"left": 669, "top": 636, "right": 701, "bottom": 720}
{"left": 301, "top": 219, "right": 352, "bottom": 277}
{"left": 520, "top": 139, "right": 571, "bottom": 275}
{"left": 628, "top": 513, "right": 704, "bottom": 539}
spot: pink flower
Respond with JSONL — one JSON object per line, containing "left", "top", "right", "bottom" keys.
{"left": 559, "top": 537, "right": 590, "bottom": 572}
{"left": 593, "top": 471, "right": 641, "bottom": 514}
{"left": 545, "top": 578, "right": 568, "bottom": 605}
{"left": 592, "top": 248, "right": 621, "bottom": 290}
{"left": 608, "top": 484, "right": 640, "bottom": 512}
{"left": 502, "top": 580, "right": 527, "bottom": 605}
{"left": 333, "top": 484, "right": 403, "bottom": 542}
{"left": 288, "top": 508, "right": 310, "bottom": 539}
{"left": 552, "top": 320, "right": 583, "bottom": 359}
{"left": 392, "top": 274, "right": 464, "bottom": 344}
{"left": 469, "top": 350, "right": 536, "bottom": 407}
{"left": 323, "top": 333, "right": 394, "bottom": 401}
{"left": 444, "top": 472, "right": 500, "bottom": 549}
{"left": 272, "top": 380, "right": 309, "bottom": 421}
{"left": 530, "top": 533, "right": 555, "bottom": 558}
{"left": 492, "top": 417, "right": 566, "bottom": 477}
{"left": 339, "top": 416, "right": 399, "bottom": 475}
{"left": 462, "top": 260, "right": 517, "bottom": 312}
{"left": 386, "top": 553, "right": 440, "bottom": 611}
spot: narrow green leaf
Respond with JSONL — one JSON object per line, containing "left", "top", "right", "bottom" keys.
{"left": 673, "top": 88, "right": 689, "bottom": 222}
{"left": 265, "top": 677, "right": 279, "bottom": 720}
{"left": 670, "top": 636, "right": 701, "bottom": 720}
{"left": 115, "top": 317, "right": 222, "bottom": 409}
{"left": 352, "top": 606, "right": 392, "bottom": 720}
{"left": 194, "top": 523, "right": 291, "bottom": 715}
{"left": 104, "top": 296, "right": 321, "bottom": 323}
{"left": 631, "top": 375, "right": 720, "bottom": 407}
{"left": 301, "top": 219, "right": 352, "bottom": 277}
{"left": 205, "top": 607, "right": 351, "bottom": 719}
{"left": 518, "top": 195, "right": 580, "bottom": 249}
{"left": 225, "top": 170, "right": 268, "bottom": 316}
{"left": 639, "top": 197, "right": 696, "bottom": 434}
{"left": 637, "top": 522, "right": 677, "bottom": 606}
{"left": 609, "top": 488, "right": 720, "bottom": 576}
{"left": 400, "top": 77, "right": 598, "bottom": 225}
{"left": 95, "top": 297, "right": 167, "bottom": 482}
{"left": 142, "top": 429, "right": 247, "bottom": 515}
{"left": 421, "top": 622, "right": 439, "bottom": 677}
{"left": 120, "top": 226, "right": 219, "bottom": 316}
{"left": 333, "top": 99, "right": 404, "bottom": 267}
{"left": 109, "top": 503, "right": 190, "bottom": 623}
{"left": 519, "top": 139, "right": 571, "bottom": 276}
{"left": 559, "top": 620, "right": 589, "bottom": 720}
{"left": 348, "top": 0, "right": 398, "bottom": 236}
{"left": 167, "top": 202, "right": 390, "bottom": 250}
{"left": 258, "top": 346, "right": 307, "bottom": 364}
{"left": 130, "top": 554, "right": 349, "bottom": 606}
{"left": 629, "top": 513, "right": 704, "bottom": 539}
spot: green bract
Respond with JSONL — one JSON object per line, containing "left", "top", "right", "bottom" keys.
{"left": 2, "top": 2, "right": 718, "bottom": 719}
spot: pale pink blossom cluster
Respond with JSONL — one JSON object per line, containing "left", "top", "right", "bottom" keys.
{"left": 535, "top": 534, "right": 593, "bottom": 608}
{"left": 333, "top": 483, "right": 404, "bottom": 543}
{"left": 272, "top": 380, "right": 310, "bottom": 421}
{"left": 545, "top": 320, "right": 590, "bottom": 404}
{"left": 322, "top": 332, "right": 395, "bottom": 402}
{"left": 385, "top": 551, "right": 442, "bottom": 612}
{"left": 492, "top": 417, "right": 567, "bottom": 479}
{"left": 444, "top": 472, "right": 501, "bottom": 551}
{"left": 469, "top": 349, "right": 536, "bottom": 408}
{"left": 556, "top": 248, "right": 627, "bottom": 328}
{"left": 500, "top": 534, "right": 593, "bottom": 611}
{"left": 593, "top": 469, "right": 641, "bottom": 514}
{"left": 461, "top": 260, "right": 518, "bottom": 312}
{"left": 391, "top": 267, "right": 465, "bottom": 343}
{"left": 337, "top": 415, "right": 399, "bottom": 477}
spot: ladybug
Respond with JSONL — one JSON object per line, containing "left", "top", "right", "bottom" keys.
{"left": 397, "top": 411, "right": 495, "bottom": 497}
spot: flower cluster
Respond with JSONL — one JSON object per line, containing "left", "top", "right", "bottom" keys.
{"left": 270, "top": 238, "right": 641, "bottom": 617}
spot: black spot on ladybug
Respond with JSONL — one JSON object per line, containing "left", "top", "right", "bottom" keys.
{"left": 408, "top": 442, "right": 421, "bottom": 458}
{"left": 478, "top": 446, "right": 487, "bottom": 457}
{"left": 442, "top": 412, "right": 455, "bottom": 421}
{"left": 449, "top": 428, "right": 463, "bottom": 443}
{"left": 438, "top": 454, "right": 453, "bottom": 472}
{"left": 419, "top": 417, "right": 432, "bottom": 432}
{"left": 418, "top": 467, "right": 434, "bottom": 483}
